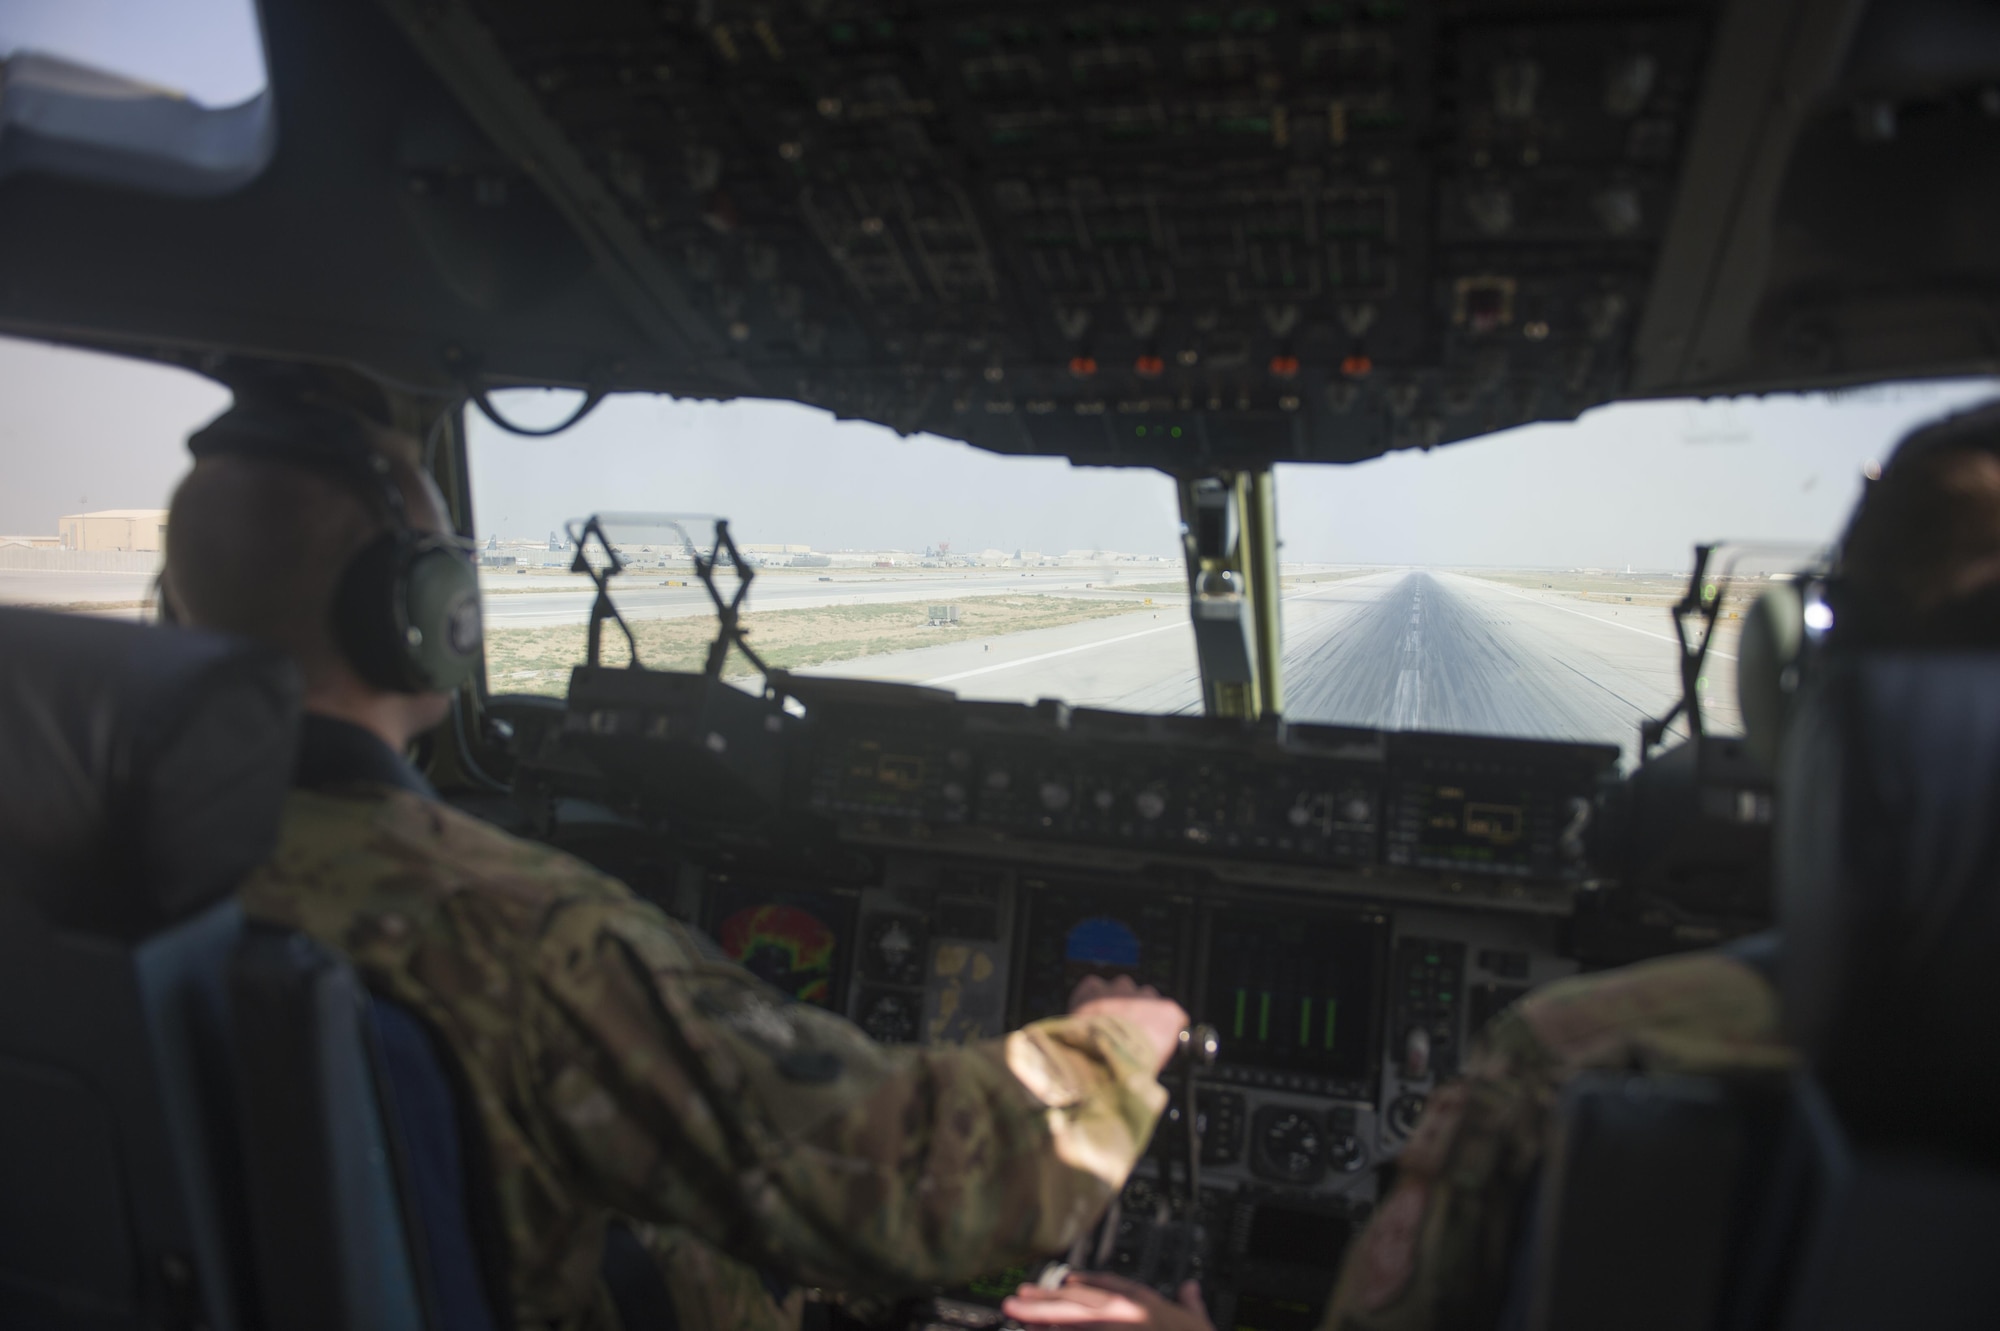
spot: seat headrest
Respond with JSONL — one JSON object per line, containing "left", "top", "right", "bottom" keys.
{"left": 1777, "top": 653, "right": 2000, "bottom": 1165}
{"left": 0, "top": 609, "right": 301, "bottom": 940}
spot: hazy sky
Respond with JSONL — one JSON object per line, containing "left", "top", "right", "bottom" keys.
{"left": 5, "top": 334, "right": 1996, "bottom": 569}
{"left": 0, "top": 0, "right": 265, "bottom": 105}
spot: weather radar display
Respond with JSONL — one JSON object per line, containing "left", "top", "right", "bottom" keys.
{"left": 711, "top": 888, "right": 855, "bottom": 1008}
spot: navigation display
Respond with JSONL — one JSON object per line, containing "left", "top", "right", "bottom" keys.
{"left": 1202, "top": 908, "right": 1386, "bottom": 1082}
{"left": 707, "top": 884, "right": 855, "bottom": 1009}
{"left": 1016, "top": 881, "right": 1189, "bottom": 1022}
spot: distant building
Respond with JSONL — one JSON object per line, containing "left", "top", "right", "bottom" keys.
{"left": 59, "top": 509, "right": 168, "bottom": 552}
{"left": 0, "top": 534, "right": 60, "bottom": 550}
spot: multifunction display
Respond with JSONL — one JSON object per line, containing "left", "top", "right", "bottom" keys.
{"left": 1202, "top": 907, "right": 1387, "bottom": 1086}
{"left": 1017, "top": 882, "right": 1190, "bottom": 1022}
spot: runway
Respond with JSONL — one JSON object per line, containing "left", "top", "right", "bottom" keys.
{"left": 803, "top": 569, "right": 1729, "bottom": 763}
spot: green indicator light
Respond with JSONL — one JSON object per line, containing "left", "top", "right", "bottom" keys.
{"left": 1326, "top": 999, "right": 1338, "bottom": 1050}
{"left": 1439, "top": 992, "right": 1452, "bottom": 1003}
{"left": 1300, "top": 998, "right": 1313, "bottom": 1046}
{"left": 1170, "top": 426, "right": 1183, "bottom": 438}
{"left": 1425, "top": 953, "right": 1440, "bottom": 965}
{"left": 1136, "top": 426, "right": 1147, "bottom": 437}
{"left": 1259, "top": 991, "right": 1272, "bottom": 1043}
{"left": 1234, "top": 989, "right": 1246, "bottom": 1040}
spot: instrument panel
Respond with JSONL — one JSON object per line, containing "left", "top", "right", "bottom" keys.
{"left": 506, "top": 670, "right": 1617, "bottom": 1324}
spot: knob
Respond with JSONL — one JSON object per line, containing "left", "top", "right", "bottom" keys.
{"left": 1328, "top": 1133, "right": 1366, "bottom": 1173}
{"left": 1388, "top": 1093, "right": 1427, "bottom": 1137}
{"left": 1135, "top": 790, "right": 1166, "bottom": 820}
{"left": 1040, "top": 781, "right": 1071, "bottom": 812}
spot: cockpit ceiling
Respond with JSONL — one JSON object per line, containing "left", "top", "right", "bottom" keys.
{"left": 2, "top": 0, "right": 1998, "bottom": 466}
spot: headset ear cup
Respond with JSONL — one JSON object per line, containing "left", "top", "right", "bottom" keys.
{"left": 332, "top": 532, "right": 418, "bottom": 691}
{"left": 401, "top": 538, "right": 484, "bottom": 692}
{"left": 1739, "top": 582, "right": 1806, "bottom": 774}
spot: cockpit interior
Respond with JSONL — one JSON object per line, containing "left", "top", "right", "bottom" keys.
{"left": 3, "top": 0, "right": 1999, "bottom": 1328}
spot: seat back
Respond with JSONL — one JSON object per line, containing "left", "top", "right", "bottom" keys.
{"left": 0, "top": 608, "right": 298, "bottom": 1330}
{"left": 1769, "top": 654, "right": 2000, "bottom": 1328}
{"left": 1519, "top": 1072, "right": 1780, "bottom": 1331}
{"left": 1777, "top": 653, "right": 2000, "bottom": 1163}
{"left": 228, "top": 924, "right": 505, "bottom": 1331}
{"left": 1524, "top": 653, "right": 2000, "bottom": 1331}
{"left": 229, "top": 929, "right": 431, "bottom": 1331}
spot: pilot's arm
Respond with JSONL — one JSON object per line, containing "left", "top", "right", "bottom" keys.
{"left": 526, "top": 881, "right": 1173, "bottom": 1292}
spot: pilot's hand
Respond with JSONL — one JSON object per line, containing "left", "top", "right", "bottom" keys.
{"left": 1068, "top": 974, "right": 1189, "bottom": 1074}
{"left": 1003, "top": 1273, "right": 1213, "bottom": 1331}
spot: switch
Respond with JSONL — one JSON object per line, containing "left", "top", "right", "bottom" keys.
{"left": 1403, "top": 1026, "right": 1431, "bottom": 1080}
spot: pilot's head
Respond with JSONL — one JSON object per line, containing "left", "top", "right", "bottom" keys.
{"left": 1741, "top": 399, "right": 2000, "bottom": 767}
{"left": 162, "top": 396, "right": 481, "bottom": 748}
{"left": 1836, "top": 399, "right": 2000, "bottom": 644}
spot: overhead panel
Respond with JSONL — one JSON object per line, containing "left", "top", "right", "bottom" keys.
{"left": 435, "top": 0, "right": 1720, "bottom": 465}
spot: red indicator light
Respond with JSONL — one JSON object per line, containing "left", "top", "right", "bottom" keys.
{"left": 1341, "top": 355, "right": 1374, "bottom": 377}
{"left": 1269, "top": 355, "right": 1301, "bottom": 379}
{"left": 1069, "top": 356, "right": 1099, "bottom": 378}
{"left": 1134, "top": 355, "right": 1165, "bottom": 377}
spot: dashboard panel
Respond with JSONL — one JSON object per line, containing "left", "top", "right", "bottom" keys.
{"left": 503, "top": 668, "right": 1625, "bottom": 1322}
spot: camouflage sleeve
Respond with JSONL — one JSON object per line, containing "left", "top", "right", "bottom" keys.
{"left": 525, "top": 888, "right": 1169, "bottom": 1294}
{"left": 1318, "top": 952, "right": 1788, "bottom": 1331}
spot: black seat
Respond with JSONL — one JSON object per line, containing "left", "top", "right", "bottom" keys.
{"left": 0, "top": 607, "right": 300, "bottom": 1330}
{"left": 1519, "top": 652, "right": 2000, "bottom": 1331}
{"left": 0, "top": 608, "right": 502, "bottom": 1331}
{"left": 1768, "top": 653, "right": 2000, "bottom": 1330}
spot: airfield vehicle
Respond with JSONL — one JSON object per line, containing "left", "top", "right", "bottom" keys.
{"left": 2, "top": 0, "right": 1998, "bottom": 1328}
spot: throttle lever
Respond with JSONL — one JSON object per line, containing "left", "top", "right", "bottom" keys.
{"left": 1175, "top": 1024, "right": 1221, "bottom": 1202}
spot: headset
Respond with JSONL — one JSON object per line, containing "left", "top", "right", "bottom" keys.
{"left": 1738, "top": 398, "right": 2000, "bottom": 772}
{"left": 173, "top": 396, "right": 485, "bottom": 695}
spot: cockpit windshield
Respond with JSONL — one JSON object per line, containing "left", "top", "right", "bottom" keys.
{"left": 2, "top": 338, "right": 1996, "bottom": 774}
{"left": 465, "top": 379, "right": 2000, "bottom": 766}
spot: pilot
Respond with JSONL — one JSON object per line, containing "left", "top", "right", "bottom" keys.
{"left": 1006, "top": 399, "right": 2000, "bottom": 1331}
{"left": 159, "top": 392, "right": 1191, "bottom": 1331}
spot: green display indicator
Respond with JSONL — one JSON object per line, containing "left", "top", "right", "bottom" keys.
{"left": 1325, "top": 999, "right": 1339, "bottom": 1050}
{"left": 1259, "top": 991, "right": 1272, "bottom": 1043}
{"left": 1299, "top": 998, "right": 1313, "bottom": 1047}
{"left": 1234, "top": 989, "right": 1247, "bottom": 1039}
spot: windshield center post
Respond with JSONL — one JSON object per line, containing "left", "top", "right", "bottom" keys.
{"left": 1177, "top": 468, "right": 1283, "bottom": 720}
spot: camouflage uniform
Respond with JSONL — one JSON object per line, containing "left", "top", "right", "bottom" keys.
{"left": 240, "top": 780, "right": 1168, "bottom": 1331}
{"left": 1319, "top": 950, "right": 1794, "bottom": 1331}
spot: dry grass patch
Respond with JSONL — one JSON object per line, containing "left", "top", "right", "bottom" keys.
{"left": 486, "top": 594, "right": 1145, "bottom": 696}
